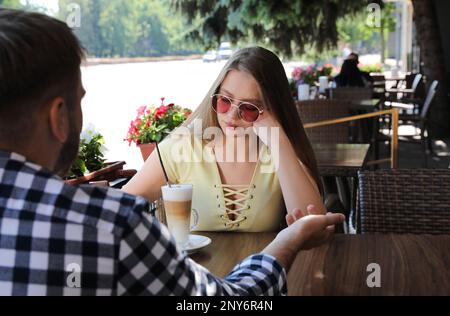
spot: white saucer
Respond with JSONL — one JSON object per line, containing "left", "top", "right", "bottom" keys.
{"left": 183, "top": 234, "right": 211, "bottom": 255}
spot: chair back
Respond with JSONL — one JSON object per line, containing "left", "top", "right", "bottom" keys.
{"left": 420, "top": 80, "right": 439, "bottom": 119}
{"left": 297, "top": 100, "right": 352, "bottom": 143}
{"left": 358, "top": 169, "right": 450, "bottom": 234}
{"left": 330, "top": 87, "right": 373, "bottom": 101}
{"left": 411, "top": 73, "right": 423, "bottom": 91}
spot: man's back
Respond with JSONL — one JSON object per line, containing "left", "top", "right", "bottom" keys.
{"left": 0, "top": 150, "right": 150, "bottom": 295}
{"left": 0, "top": 150, "right": 286, "bottom": 295}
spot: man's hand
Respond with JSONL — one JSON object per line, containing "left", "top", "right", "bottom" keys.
{"left": 285, "top": 204, "right": 335, "bottom": 250}
{"left": 262, "top": 206, "right": 345, "bottom": 271}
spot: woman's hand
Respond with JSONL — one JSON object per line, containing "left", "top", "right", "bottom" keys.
{"left": 252, "top": 112, "right": 282, "bottom": 148}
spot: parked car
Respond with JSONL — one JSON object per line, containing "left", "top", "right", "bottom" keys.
{"left": 203, "top": 50, "right": 219, "bottom": 63}
{"left": 217, "top": 42, "right": 233, "bottom": 60}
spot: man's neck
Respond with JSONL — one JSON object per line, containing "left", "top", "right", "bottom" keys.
{"left": 0, "top": 142, "right": 57, "bottom": 171}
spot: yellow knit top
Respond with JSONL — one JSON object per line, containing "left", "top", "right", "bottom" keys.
{"left": 158, "top": 135, "right": 285, "bottom": 232}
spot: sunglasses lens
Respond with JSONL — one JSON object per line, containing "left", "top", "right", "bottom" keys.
{"left": 239, "top": 103, "right": 260, "bottom": 122}
{"left": 214, "top": 95, "right": 232, "bottom": 113}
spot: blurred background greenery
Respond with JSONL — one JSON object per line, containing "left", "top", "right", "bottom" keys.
{"left": 0, "top": 0, "right": 394, "bottom": 61}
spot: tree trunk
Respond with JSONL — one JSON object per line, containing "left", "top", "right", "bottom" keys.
{"left": 412, "top": 0, "right": 450, "bottom": 138}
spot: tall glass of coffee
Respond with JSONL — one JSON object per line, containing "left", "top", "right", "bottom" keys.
{"left": 161, "top": 184, "right": 197, "bottom": 249}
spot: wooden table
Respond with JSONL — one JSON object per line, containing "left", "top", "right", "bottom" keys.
{"left": 351, "top": 98, "right": 382, "bottom": 111}
{"left": 312, "top": 143, "right": 370, "bottom": 176}
{"left": 191, "top": 232, "right": 450, "bottom": 296}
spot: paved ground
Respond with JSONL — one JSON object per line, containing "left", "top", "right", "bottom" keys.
{"left": 387, "top": 138, "right": 450, "bottom": 169}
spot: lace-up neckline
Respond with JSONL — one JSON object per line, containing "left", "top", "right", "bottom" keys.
{"left": 211, "top": 145, "right": 265, "bottom": 229}
{"left": 217, "top": 184, "right": 255, "bottom": 227}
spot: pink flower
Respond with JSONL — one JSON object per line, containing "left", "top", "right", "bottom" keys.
{"left": 292, "top": 67, "right": 302, "bottom": 81}
{"left": 137, "top": 105, "right": 147, "bottom": 116}
{"left": 155, "top": 106, "right": 168, "bottom": 119}
{"left": 128, "top": 120, "right": 137, "bottom": 132}
{"left": 126, "top": 100, "right": 190, "bottom": 146}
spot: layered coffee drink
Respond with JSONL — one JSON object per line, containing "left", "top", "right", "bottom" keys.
{"left": 161, "top": 184, "right": 193, "bottom": 248}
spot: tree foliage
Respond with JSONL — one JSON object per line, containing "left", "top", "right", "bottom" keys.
{"left": 57, "top": 0, "right": 198, "bottom": 57}
{"left": 0, "top": 0, "right": 21, "bottom": 8}
{"left": 338, "top": 3, "right": 395, "bottom": 48}
{"left": 172, "top": 0, "right": 370, "bottom": 57}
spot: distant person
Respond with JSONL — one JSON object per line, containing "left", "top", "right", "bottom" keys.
{"left": 334, "top": 59, "right": 372, "bottom": 88}
{"left": 0, "top": 9, "right": 344, "bottom": 295}
{"left": 347, "top": 52, "right": 373, "bottom": 85}
{"left": 347, "top": 52, "right": 359, "bottom": 62}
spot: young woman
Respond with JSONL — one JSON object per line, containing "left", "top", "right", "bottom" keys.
{"left": 123, "top": 47, "right": 325, "bottom": 232}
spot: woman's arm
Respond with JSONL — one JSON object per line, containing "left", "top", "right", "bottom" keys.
{"left": 254, "top": 114, "right": 326, "bottom": 215}
{"left": 122, "top": 150, "right": 167, "bottom": 202}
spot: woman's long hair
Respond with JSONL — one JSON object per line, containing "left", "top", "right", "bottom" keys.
{"left": 184, "top": 46, "right": 322, "bottom": 194}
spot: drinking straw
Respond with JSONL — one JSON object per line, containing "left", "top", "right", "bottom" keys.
{"left": 155, "top": 141, "right": 171, "bottom": 187}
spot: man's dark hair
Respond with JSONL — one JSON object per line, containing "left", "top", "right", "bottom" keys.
{"left": 0, "top": 9, "right": 85, "bottom": 143}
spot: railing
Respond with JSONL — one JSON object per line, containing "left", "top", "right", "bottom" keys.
{"left": 303, "top": 109, "right": 399, "bottom": 169}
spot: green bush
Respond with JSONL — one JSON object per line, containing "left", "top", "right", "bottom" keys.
{"left": 67, "top": 129, "right": 106, "bottom": 179}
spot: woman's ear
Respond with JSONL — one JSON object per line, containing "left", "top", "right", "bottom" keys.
{"left": 48, "top": 97, "right": 69, "bottom": 143}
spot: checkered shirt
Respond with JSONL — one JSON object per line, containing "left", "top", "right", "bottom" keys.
{"left": 0, "top": 150, "right": 287, "bottom": 295}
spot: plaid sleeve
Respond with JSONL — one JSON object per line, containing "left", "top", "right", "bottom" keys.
{"left": 184, "top": 254, "right": 287, "bottom": 296}
{"left": 116, "top": 210, "right": 287, "bottom": 296}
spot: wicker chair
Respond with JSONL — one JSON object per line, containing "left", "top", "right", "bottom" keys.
{"left": 331, "top": 86, "right": 390, "bottom": 152}
{"left": 297, "top": 100, "right": 355, "bottom": 226}
{"left": 358, "top": 169, "right": 450, "bottom": 234}
{"left": 297, "top": 99, "right": 353, "bottom": 143}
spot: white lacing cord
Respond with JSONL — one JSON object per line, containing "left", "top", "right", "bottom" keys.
{"left": 218, "top": 185, "right": 252, "bottom": 228}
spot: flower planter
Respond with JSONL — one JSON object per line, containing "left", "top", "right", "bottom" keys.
{"left": 138, "top": 143, "right": 157, "bottom": 162}
{"left": 65, "top": 161, "right": 137, "bottom": 186}
{"left": 125, "top": 99, "right": 192, "bottom": 159}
